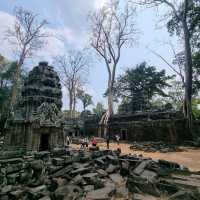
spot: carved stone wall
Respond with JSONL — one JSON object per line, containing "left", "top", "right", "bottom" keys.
{"left": 4, "top": 62, "right": 64, "bottom": 151}
{"left": 107, "top": 112, "right": 192, "bottom": 143}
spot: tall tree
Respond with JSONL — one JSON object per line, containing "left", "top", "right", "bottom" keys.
{"left": 116, "top": 62, "right": 172, "bottom": 112}
{"left": 136, "top": 0, "right": 195, "bottom": 136}
{"left": 55, "top": 50, "right": 90, "bottom": 117}
{"left": 167, "top": 0, "right": 200, "bottom": 95}
{"left": 89, "top": 0, "right": 137, "bottom": 135}
{"left": 6, "top": 7, "right": 48, "bottom": 111}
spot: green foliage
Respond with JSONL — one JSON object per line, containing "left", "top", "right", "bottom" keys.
{"left": 166, "top": 80, "right": 184, "bottom": 110}
{"left": 167, "top": 1, "right": 200, "bottom": 47}
{"left": 92, "top": 102, "right": 106, "bottom": 118}
{"left": 77, "top": 89, "right": 93, "bottom": 111}
{"left": 192, "top": 98, "right": 200, "bottom": 119}
{"left": 0, "top": 59, "right": 17, "bottom": 110}
{"left": 116, "top": 62, "right": 173, "bottom": 113}
{"left": 0, "top": 55, "right": 27, "bottom": 132}
{"left": 193, "top": 52, "right": 200, "bottom": 93}
{"left": 0, "top": 56, "right": 17, "bottom": 131}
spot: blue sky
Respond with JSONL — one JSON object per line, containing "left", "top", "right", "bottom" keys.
{"left": 0, "top": 0, "right": 178, "bottom": 111}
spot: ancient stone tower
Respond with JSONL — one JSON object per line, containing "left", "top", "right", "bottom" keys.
{"left": 4, "top": 62, "right": 64, "bottom": 151}
{"left": 22, "top": 61, "right": 62, "bottom": 119}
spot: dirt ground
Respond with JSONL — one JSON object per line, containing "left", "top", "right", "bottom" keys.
{"left": 71, "top": 142, "right": 200, "bottom": 172}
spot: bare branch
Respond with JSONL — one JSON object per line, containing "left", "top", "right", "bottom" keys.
{"left": 89, "top": 0, "right": 137, "bottom": 116}
{"left": 54, "top": 49, "right": 90, "bottom": 117}
{"left": 6, "top": 7, "right": 49, "bottom": 108}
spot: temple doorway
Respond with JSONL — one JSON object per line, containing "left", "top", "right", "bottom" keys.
{"left": 40, "top": 134, "right": 50, "bottom": 151}
{"left": 121, "top": 129, "right": 127, "bottom": 140}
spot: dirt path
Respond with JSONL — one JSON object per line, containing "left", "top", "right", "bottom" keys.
{"left": 71, "top": 142, "right": 200, "bottom": 172}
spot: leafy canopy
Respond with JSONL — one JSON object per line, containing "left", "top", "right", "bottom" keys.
{"left": 116, "top": 62, "right": 173, "bottom": 112}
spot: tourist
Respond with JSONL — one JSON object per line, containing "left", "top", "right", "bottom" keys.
{"left": 66, "top": 136, "right": 70, "bottom": 146}
{"left": 80, "top": 137, "right": 85, "bottom": 149}
{"left": 106, "top": 136, "right": 110, "bottom": 149}
{"left": 91, "top": 137, "right": 97, "bottom": 147}
{"left": 85, "top": 137, "right": 89, "bottom": 148}
{"left": 116, "top": 135, "right": 120, "bottom": 145}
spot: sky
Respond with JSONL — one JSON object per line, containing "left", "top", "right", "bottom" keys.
{"left": 0, "top": 0, "right": 179, "bottom": 111}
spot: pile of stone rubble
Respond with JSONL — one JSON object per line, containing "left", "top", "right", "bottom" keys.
{"left": 130, "top": 141, "right": 182, "bottom": 153}
{"left": 0, "top": 147, "right": 200, "bottom": 200}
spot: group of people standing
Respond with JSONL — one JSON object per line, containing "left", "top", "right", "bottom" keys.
{"left": 80, "top": 137, "right": 97, "bottom": 148}
{"left": 80, "top": 137, "right": 89, "bottom": 148}
{"left": 65, "top": 134, "right": 120, "bottom": 150}
{"left": 65, "top": 135, "right": 98, "bottom": 149}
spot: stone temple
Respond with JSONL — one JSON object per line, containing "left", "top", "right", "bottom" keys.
{"left": 4, "top": 62, "right": 64, "bottom": 151}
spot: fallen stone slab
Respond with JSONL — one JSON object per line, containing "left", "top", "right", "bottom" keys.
{"left": 169, "top": 190, "right": 200, "bottom": 200}
{"left": 133, "top": 193, "right": 161, "bottom": 200}
{"left": 83, "top": 173, "right": 98, "bottom": 179}
{"left": 96, "top": 169, "right": 108, "bottom": 177}
{"left": 133, "top": 160, "right": 152, "bottom": 175}
{"left": 61, "top": 155, "right": 73, "bottom": 164}
{"left": 38, "top": 196, "right": 51, "bottom": 200}
{"left": 30, "top": 160, "right": 44, "bottom": 171}
{"left": 140, "top": 169, "right": 158, "bottom": 181}
{"left": 127, "top": 176, "right": 160, "bottom": 197}
{"left": 0, "top": 158, "right": 23, "bottom": 165}
{"left": 7, "top": 173, "right": 20, "bottom": 185}
{"left": 34, "top": 151, "right": 50, "bottom": 160}
{"left": 52, "top": 158, "right": 65, "bottom": 166}
{"left": 158, "top": 160, "right": 181, "bottom": 170}
{"left": 109, "top": 173, "right": 125, "bottom": 186}
{"left": 1, "top": 185, "right": 13, "bottom": 194}
{"left": 9, "top": 189, "right": 25, "bottom": 199}
{"left": 70, "top": 167, "right": 93, "bottom": 176}
{"left": 51, "top": 165, "right": 73, "bottom": 178}
{"left": 6, "top": 163, "right": 23, "bottom": 174}
{"left": 0, "top": 150, "right": 25, "bottom": 159}
{"left": 28, "top": 185, "right": 47, "bottom": 194}
{"left": 86, "top": 184, "right": 116, "bottom": 200}
{"left": 84, "top": 185, "right": 95, "bottom": 192}
{"left": 51, "top": 148, "right": 66, "bottom": 157}
{"left": 106, "top": 164, "right": 118, "bottom": 174}
{"left": 55, "top": 184, "right": 83, "bottom": 199}
{"left": 70, "top": 174, "right": 84, "bottom": 185}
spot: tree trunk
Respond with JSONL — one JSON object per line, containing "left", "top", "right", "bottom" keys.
{"left": 10, "top": 50, "right": 25, "bottom": 111}
{"left": 182, "top": 19, "right": 194, "bottom": 138}
{"left": 103, "top": 77, "right": 114, "bottom": 138}
{"left": 10, "top": 62, "right": 22, "bottom": 111}
{"left": 10, "top": 63, "right": 20, "bottom": 110}
{"left": 108, "top": 75, "right": 114, "bottom": 116}
{"left": 72, "top": 89, "right": 76, "bottom": 118}
{"left": 69, "top": 90, "right": 73, "bottom": 118}
{"left": 3, "top": 58, "right": 23, "bottom": 130}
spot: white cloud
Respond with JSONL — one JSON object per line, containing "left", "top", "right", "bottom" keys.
{"left": 94, "top": 0, "right": 108, "bottom": 9}
{"left": 48, "top": 26, "right": 88, "bottom": 49}
{"left": 0, "top": 10, "right": 85, "bottom": 64}
{"left": 0, "top": 11, "right": 16, "bottom": 59}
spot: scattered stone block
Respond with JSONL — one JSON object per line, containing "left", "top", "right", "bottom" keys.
{"left": 86, "top": 185, "right": 116, "bottom": 200}
{"left": 52, "top": 158, "right": 65, "bottom": 166}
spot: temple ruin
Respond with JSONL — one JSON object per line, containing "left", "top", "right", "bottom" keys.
{"left": 4, "top": 62, "right": 64, "bottom": 151}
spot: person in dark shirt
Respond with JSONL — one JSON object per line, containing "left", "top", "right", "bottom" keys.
{"left": 106, "top": 136, "right": 110, "bottom": 149}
